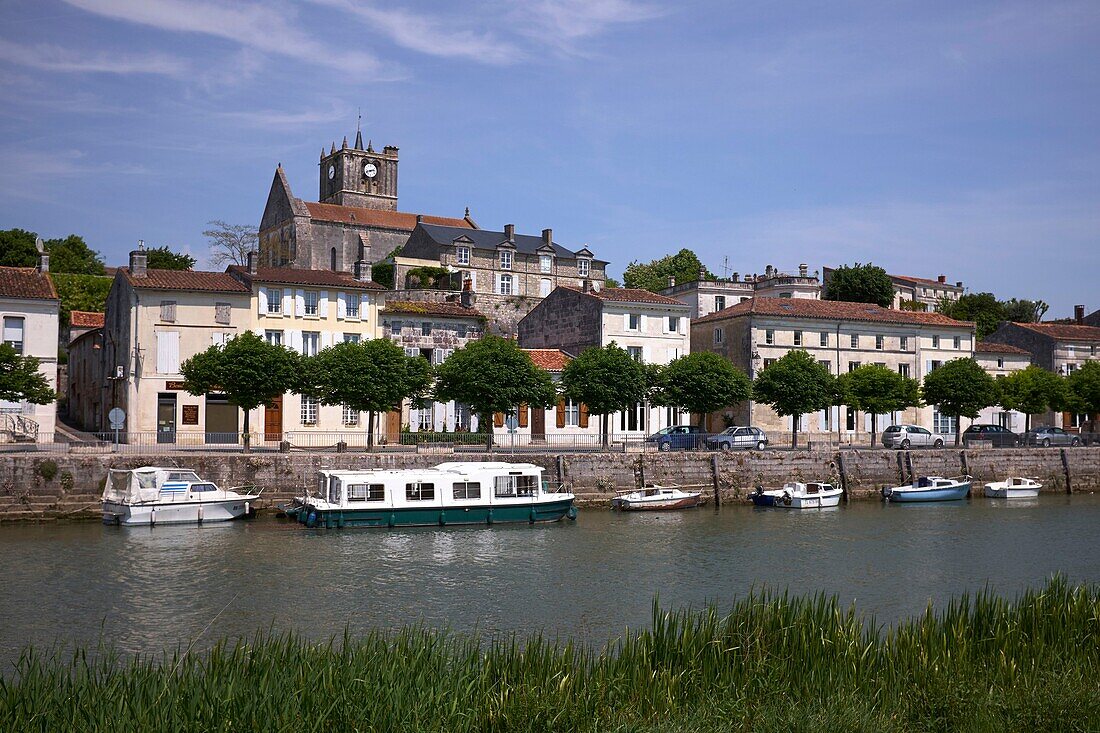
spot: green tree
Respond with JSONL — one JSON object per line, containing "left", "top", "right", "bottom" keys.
{"left": 180, "top": 332, "right": 300, "bottom": 451}
{"left": 654, "top": 352, "right": 751, "bottom": 429}
{"left": 0, "top": 229, "right": 38, "bottom": 267}
{"left": 920, "top": 358, "right": 999, "bottom": 445}
{"left": 0, "top": 343, "right": 55, "bottom": 405}
{"left": 997, "top": 365, "right": 1067, "bottom": 432}
{"left": 824, "top": 263, "right": 894, "bottom": 308}
{"left": 433, "top": 335, "right": 557, "bottom": 448}
{"left": 300, "top": 339, "right": 432, "bottom": 448}
{"left": 936, "top": 292, "right": 1004, "bottom": 339}
{"left": 622, "top": 249, "right": 714, "bottom": 292}
{"left": 45, "top": 235, "right": 104, "bottom": 275}
{"left": 1001, "top": 298, "right": 1049, "bottom": 323}
{"left": 50, "top": 274, "right": 113, "bottom": 327}
{"left": 145, "top": 245, "right": 195, "bottom": 271}
{"left": 1066, "top": 361, "right": 1100, "bottom": 434}
{"left": 560, "top": 344, "right": 647, "bottom": 447}
{"left": 837, "top": 364, "right": 922, "bottom": 446}
{"left": 751, "top": 350, "right": 837, "bottom": 449}
{"left": 604, "top": 276, "right": 622, "bottom": 288}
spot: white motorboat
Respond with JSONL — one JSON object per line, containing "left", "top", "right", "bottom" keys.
{"left": 751, "top": 482, "right": 842, "bottom": 509}
{"left": 102, "top": 467, "right": 260, "bottom": 526}
{"left": 984, "top": 477, "right": 1042, "bottom": 499}
{"left": 611, "top": 484, "right": 703, "bottom": 511}
{"left": 883, "top": 476, "right": 971, "bottom": 503}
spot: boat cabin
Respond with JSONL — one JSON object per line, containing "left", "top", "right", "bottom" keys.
{"left": 102, "top": 467, "right": 222, "bottom": 505}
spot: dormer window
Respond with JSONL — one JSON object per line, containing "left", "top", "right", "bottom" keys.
{"left": 500, "top": 251, "right": 512, "bottom": 270}
{"left": 540, "top": 254, "right": 552, "bottom": 273}
{"left": 577, "top": 258, "right": 590, "bottom": 277}
{"left": 456, "top": 246, "right": 470, "bottom": 266}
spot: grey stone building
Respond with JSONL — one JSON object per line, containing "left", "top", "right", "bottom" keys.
{"left": 258, "top": 131, "right": 475, "bottom": 272}
{"left": 661, "top": 264, "right": 821, "bottom": 319}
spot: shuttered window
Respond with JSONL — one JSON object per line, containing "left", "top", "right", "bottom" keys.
{"left": 215, "top": 302, "right": 231, "bottom": 325}
{"left": 160, "top": 301, "right": 176, "bottom": 323}
{"left": 2, "top": 317, "right": 24, "bottom": 354}
{"left": 156, "top": 331, "right": 180, "bottom": 374}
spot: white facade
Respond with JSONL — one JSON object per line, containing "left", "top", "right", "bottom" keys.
{"left": 975, "top": 345, "right": 1032, "bottom": 432}
{"left": 0, "top": 268, "right": 59, "bottom": 442}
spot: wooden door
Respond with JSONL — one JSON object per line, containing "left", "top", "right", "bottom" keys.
{"left": 386, "top": 410, "right": 401, "bottom": 443}
{"left": 264, "top": 395, "right": 282, "bottom": 442}
{"left": 531, "top": 405, "right": 545, "bottom": 441}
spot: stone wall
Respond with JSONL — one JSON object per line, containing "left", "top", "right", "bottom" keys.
{"left": 2, "top": 447, "right": 1097, "bottom": 521}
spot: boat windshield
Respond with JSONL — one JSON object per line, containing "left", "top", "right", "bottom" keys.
{"left": 166, "top": 471, "right": 201, "bottom": 484}
{"left": 190, "top": 483, "right": 217, "bottom": 493}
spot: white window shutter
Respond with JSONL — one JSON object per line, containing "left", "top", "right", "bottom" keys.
{"left": 295, "top": 290, "right": 305, "bottom": 317}
{"left": 445, "top": 348, "right": 454, "bottom": 361}
{"left": 251, "top": 327, "right": 264, "bottom": 337}
{"left": 156, "top": 332, "right": 169, "bottom": 373}
{"left": 319, "top": 293, "right": 329, "bottom": 318}
{"left": 337, "top": 292, "right": 347, "bottom": 319}
{"left": 167, "top": 332, "right": 179, "bottom": 373}
{"left": 211, "top": 332, "right": 222, "bottom": 346}
{"left": 322, "top": 331, "right": 333, "bottom": 349}
{"left": 405, "top": 347, "right": 418, "bottom": 357}
{"left": 360, "top": 293, "right": 370, "bottom": 320}
{"left": 257, "top": 288, "right": 268, "bottom": 315}
{"left": 289, "top": 330, "right": 303, "bottom": 354}
{"left": 925, "top": 360, "right": 932, "bottom": 375}
{"left": 282, "top": 291, "right": 292, "bottom": 314}
{"left": 432, "top": 348, "right": 443, "bottom": 364}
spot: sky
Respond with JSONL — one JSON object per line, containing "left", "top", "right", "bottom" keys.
{"left": 0, "top": 0, "right": 1098, "bottom": 315}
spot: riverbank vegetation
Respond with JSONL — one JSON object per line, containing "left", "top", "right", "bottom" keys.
{"left": 2, "top": 578, "right": 1097, "bottom": 731}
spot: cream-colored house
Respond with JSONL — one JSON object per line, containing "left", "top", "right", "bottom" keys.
{"left": 0, "top": 257, "right": 59, "bottom": 443}
{"left": 973, "top": 341, "right": 1032, "bottom": 431}
{"left": 691, "top": 298, "right": 976, "bottom": 442}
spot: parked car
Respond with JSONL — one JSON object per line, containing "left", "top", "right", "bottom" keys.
{"left": 1023, "top": 426, "right": 1080, "bottom": 447}
{"left": 962, "top": 424, "right": 1021, "bottom": 448}
{"left": 882, "top": 424, "right": 946, "bottom": 449}
{"left": 646, "top": 425, "right": 705, "bottom": 451}
{"left": 706, "top": 426, "right": 769, "bottom": 451}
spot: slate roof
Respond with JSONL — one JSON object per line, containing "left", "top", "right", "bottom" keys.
{"left": 227, "top": 266, "right": 385, "bottom": 290}
{"left": 889, "top": 273, "right": 961, "bottom": 289}
{"left": 417, "top": 223, "right": 605, "bottom": 263}
{"left": 69, "top": 311, "right": 105, "bottom": 328}
{"left": 562, "top": 285, "right": 686, "bottom": 307}
{"left": 524, "top": 348, "right": 571, "bottom": 372}
{"left": 119, "top": 268, "right": 251, "bottom": 293}
{"left": 0, "top": 267, "right": 57, "bottom": 300}
{"left": 1011, "top": 322, "right": 1100, "bottom": 342}
{"left": 380, "top": 300, "right": 484, "bottom": 319}
{"left": 694, "top": 297, "right": 974, "bottom": 327}
{"left": 975, "top": 341, "right": 1030, "bottom": 355}
{"left": 304, "top": 203, "right": 473, "bottom": 231}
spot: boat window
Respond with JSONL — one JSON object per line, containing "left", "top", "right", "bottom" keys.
{"left": 136, "top": 472, "right": 158, "bottom": 489}
{"left": 347, "top": 484, "right": 385, "bottom": 502}
{"left": 406, "top": 482, "right": 435, "bottom": 501}
{"left": 190, "top": 483, "right": 216, "bottom": 493}
{"left": 167, "top": 472, "right": 201, "bottom": 483}
{"left": 328, "top": 482, "right": 340, "bottom": 504}
{"left": 452, "top": 482, "right": 481, "bottom": 500}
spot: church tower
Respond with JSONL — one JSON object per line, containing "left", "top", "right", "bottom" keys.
{"left": 318, "top": 131, "right": 399, "bottom": 210}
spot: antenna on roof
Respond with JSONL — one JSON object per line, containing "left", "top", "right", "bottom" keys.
{"left": 137, "top": 239, "right": 145, "bottom": 251}
{"left": 357, "top": 106, "right": 361, "bottom": 134}
{"left": 720, "top": 256, "right": 731, "bottom": 279}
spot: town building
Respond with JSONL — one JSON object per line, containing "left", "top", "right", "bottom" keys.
{"left": 0, "top": 256, "right": 59, "bottom": 443}
{"left": 258, "top": 131, "right": 475, "bottom": 272}
{"left": 691, "top": 298, "right": 976, "bottom": 441}
{"left": 65, "top": 312, "right": 105, "bottom": 433}
{"left": 488, "top": 349, "right": 600, "bottom": 445}
{"left": 822, "top": 268, "right": 965, "bottom": 311}
{"left": 661, "top": 264, "right": 821, "bottom": 319}
{"left": 518, "top": 285, "right": 691, "bottom": 436}
{"left": 973, "top": 341, "right": 1032, "bottom": 431}
{"left": 984, "top": 318, "right": 1100, "bottom": 432}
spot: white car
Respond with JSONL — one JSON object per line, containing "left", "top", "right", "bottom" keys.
{"left": 706, "top": 426, "right": 769, "bottom": 451}
{"left": 882, "top": 424, "right": 946, "bottom": 449}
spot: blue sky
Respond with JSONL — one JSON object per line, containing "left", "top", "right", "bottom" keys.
{"left": 1, "top": 0, "right": 1097, "bottom": 315}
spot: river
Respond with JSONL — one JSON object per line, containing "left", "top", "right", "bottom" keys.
{"left": 1, "top": 493, "right": 1098, "bottom": 668}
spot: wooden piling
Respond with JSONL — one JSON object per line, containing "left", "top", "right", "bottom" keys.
{"left": 1061, "top": 449, "right": 1073, "bottom": 494}
{"left": 710, "top": 453, "right": 721, "bottom": 507}
{"left": 836, "top": 453, "right": 850, "bottom": 503}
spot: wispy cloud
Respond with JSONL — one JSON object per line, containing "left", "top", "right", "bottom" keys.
{"left": 513, "top": 0, "right": 665, "bottom": 53}
{"left": 0, "top": 38, "right": 186, "bottom": 76}
{"left": 217, "top": 99, "right": 352, "bottom": 129}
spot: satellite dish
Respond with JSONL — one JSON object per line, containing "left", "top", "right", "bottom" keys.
{"left": 35, "top": 236, "right": 44, "bottom": 253}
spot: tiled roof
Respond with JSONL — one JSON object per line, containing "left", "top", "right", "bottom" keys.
{"left": 562, "top": 285, "right": 687, "bottom": 307}
{"left": 69, "top": 311, "right": 105, "bottom": 328}
{"left": 0, "top": 267, "right": 57, "bottom": 300}
{"left": 120, "top": 267, "right": 251, "bottom": 293}
{"left": 890, "top": 273, "right": 961, "bottom": 289}
{"left": 380, "top": 300, "right": 484, "bottom": 319}
{"left": 975, "top": 341, "right": 1030, "bottom": 355}
{"left": 304, "top": 202, "right": 473, "bottom": 231}
{"left": 524, "top": 348, "right": 571, "bottom": 372}
{"left": 228, "top": 266, "right": 385, "bottom": 290}
{"left": 417, "top": 223, "right": 604, "bottom": 263}
{"left": 1012, "top": 322, "right": 1100, "bottom": 342}
{"left": 694, "top": 297, "right": 974, "bottom": 327}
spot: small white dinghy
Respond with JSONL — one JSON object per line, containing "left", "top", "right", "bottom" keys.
{"left": 611, "top": 484, "right": 704, "bottom": 511}
{"left": 984, "top": 477, "right": 1042, "bottom": 499}
{"left": 751, "top": 482, "right": 843, "bottom": 509}
{"left": 102, "top": 467, "right": 260, "bottom": 526}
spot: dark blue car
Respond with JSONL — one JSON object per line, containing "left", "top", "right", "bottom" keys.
{"left": 646, "top": 425, "right": 705, "bottom": 451}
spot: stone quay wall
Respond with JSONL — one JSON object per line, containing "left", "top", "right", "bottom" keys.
{"left": 1, "top": 447, "right": 1097, "bottom": 521}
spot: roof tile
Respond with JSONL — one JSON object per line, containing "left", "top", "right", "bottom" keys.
{"left": 380, "top": 300, "right": 484, "bottom": 319}
{"left": 523, "top": 348, "right": 571, "bottom": 371}
{"left": 120, "top": 268, "right": 251, "bottom": 293}
{"left": 975, "top": 341, "right": 1031, "bottom": 355}
{"left": 0, "top": 267, "right": 57, "bottom": 300}
{"left": 1012, "top": 322, "right": 1100, "bottom": 342}
{"left": 562, "top": 285, "right": 687, "bottom": 307}
{"left": 69, "top": 311, "right": 105, "bottom": 328}
{"left": 694, "top": 297, "right": 974, "bottom": 327}
{"left": 305, "top": 202, "right": 473, "bottom": 231}
{"left": 228, "top": 266, "right": 385, "bottom": 290}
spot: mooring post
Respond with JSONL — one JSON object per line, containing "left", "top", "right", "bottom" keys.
{"left": 895, "top": 451, "right": 905, "bottom": 484}
{"left": 960, "top": 450, "right": 969, "bottom": 477}
{"left": 710, "top": 453, "right": 721, "bottom": 507}
{"left": 638, "top": 456, "right": 645, "bottom": 489}
{"left": 556, "top": 455, "right": 565, "bottom": 488}
{"left": 837, "top": 452, "right": 850, "bottom": 503}
{"left": 904, "top": 451, "right": 914, "bottom": 484}
{"left": 1061, "top": 448, "right": 1073, "bottom": 494}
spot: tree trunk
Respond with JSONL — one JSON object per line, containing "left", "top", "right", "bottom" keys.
{"left": 791, "top": 415, "right": 798, "bottom": 450}
{"left": 367, "top": 410, "right": 375, "bottom": 450}
{"left": 242, "top": 408, "right": 251, "bottom": 454}
{"left": 602, "top": 414, "right": 609, "bottom": 448}
{"left": 870, "top": 413, "right": 878, "bottom": 449}
{"left": 484, "top": 413, "right": 494, "bottom": 450}
{"left": 954, "top": 415, "right": 961, "bottom": 446}
{"left": 1026, "top": 412, "right": 1031, "bottom": 433}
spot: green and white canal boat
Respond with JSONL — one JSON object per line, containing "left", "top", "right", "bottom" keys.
{"left": 294, "top": 461, "right": 577, "bottom": 529}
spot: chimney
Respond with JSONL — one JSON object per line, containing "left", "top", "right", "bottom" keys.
{"left": 799, "top": 263, "right": 808, "bottom": 277}
{"left": 765, "top": 264, "right": 775, "bottom": 278}
{"left": 542, "top": 228, "right": 552, "bottom": 246}
{"left": 36, "top": 252, "right": 49, "bottom": 274}
{"left": 956, "top": 281, "right": 963, "bottom": 288}
{"left": 504, "top": 224, "right": 515, "bottom": 242}
{"left": 938, "top": 275, "right": 946, "bottom": 283}
{"left": 1075, "top": 305, "right": 1085, "bottom": 325}
{"left": 667, "top": 275, "right": 676, "bottom": 288}
{"left": 698, "top": 265, "right": 706, "bottom": 281}
{"left": 246, "top": 251, "right": 259, "bottom": 276}
{"left": 354, "top": 260, "right": 372, "bottom": 283}
{"left": 416, "top": 214, "right": 423, "bottom": 224}
{"left": 129, "top": 243, "right": 147, "bottom": 278}
{"left": 731, "top": 271, "right": 739, "bottom": 282}
{"left": 461, "top": 277, "right": 476, "bottom": 308}
{"left": 582, "top": 279, "right": 592, "bottom": 293}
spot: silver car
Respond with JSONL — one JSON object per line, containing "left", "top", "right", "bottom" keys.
{"left": 706, "top": 426, "right": 769, "bottom": 451}
{"left": 1023, "top": 426, "right": 1080, "bottom": 447}
{"left": 882, "top": 424, "right": 946, "bottom": 449}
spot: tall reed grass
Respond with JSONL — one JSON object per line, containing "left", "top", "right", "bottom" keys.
{"left": 2, "top": 577, "right": 1098, "bottom": 732}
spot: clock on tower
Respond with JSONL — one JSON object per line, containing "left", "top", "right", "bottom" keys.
{"left": 318, "top": 130, "right": 398, "bottom": 211}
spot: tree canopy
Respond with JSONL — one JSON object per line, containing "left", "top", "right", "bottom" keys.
{"left": 145, "top": 245, "right": 196, "bottom": 271}
{"left": 824, "top": 263, "right": 894, "bottom": 308}
{"left": 654, "top": 352, "right": 751, "bottom": 428}
{"left": 0, "top": 229, "right": 38, "bottom": 267}
{"left": 203, "top": 220, "right": 258, "bottom": 267}
{"left": 0, "top": 344, "right": 55, "bottom": 405}
{"left": 180, "top": 331, "right": 300, "bottom": 448}
{"left": 560, "top": 344, "right": 648, "bottom": 445}
{"left": 45, "top": 235, "right": 105, "bottom": 275}
{"left": 433, "top": 336, "right": 557, "bottom": 446}
{"left": 920, "top": 358, "right": 999, "bottom": 444}
{"left": 50, "top": 274, "right": 113, "bottom": 328}
{"left": 1066, "top": 361, "right": 1100, "bottom": 430}
{"left": 622, "top": 249, "right": 714, "bottom": 293}
{"left": 751, "top": 350, "right": 837, "bottom": 448}
{"left": 937, "top": 293, "right": 1049, "bottom": 339}
{"left": 300, "top": 339, "right": 432, "bottom": 447}
{"left": 837, "top": 364, "right": 922, "bottom": 445}
{"left": 997, "top": 365, "right": 1066, "bottom": 432}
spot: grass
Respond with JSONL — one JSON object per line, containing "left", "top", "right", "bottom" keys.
{"left": 2, "top": 578, "right": 1098, "bottom": 732}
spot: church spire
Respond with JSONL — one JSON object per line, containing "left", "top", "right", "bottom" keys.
{"left": 341, "top": 136, "right": 348, "bottom": 149}
{"left": 354, "top": 130, "right": 364, "bottom": 150}
{"left": 366, "top": 139, "right": 374, "bottom": 153}
{"left": 330, "top": 142, "right": 336, "bottom": 155}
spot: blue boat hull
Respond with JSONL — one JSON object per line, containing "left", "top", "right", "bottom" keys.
{"left": 750, "top": 494, "right": 778, "bottom": 507}
{"left": 887, "top": 483, "right": 971, "bottom": 502}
